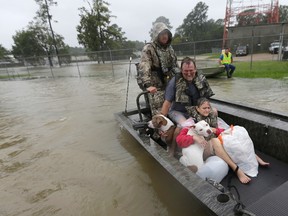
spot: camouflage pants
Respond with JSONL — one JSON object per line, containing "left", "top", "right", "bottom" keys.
{"left": 148, "top": 90, "right": 165, "bottom": 116}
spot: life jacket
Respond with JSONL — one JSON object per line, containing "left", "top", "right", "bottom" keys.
{"left": 175, "top": 72, "right": 215, "bottom": 105}
{"left": 221, "top": 52, "right": 232, "bottom": 64}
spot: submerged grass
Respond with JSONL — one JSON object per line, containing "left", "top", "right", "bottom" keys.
{"left": 233, "top": 61, "right": 288, "bottom": 79}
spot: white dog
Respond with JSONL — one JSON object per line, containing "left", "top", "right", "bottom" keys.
{"left": 180, "top": 120, "right": 258, "bottom": 177}
{"left": 179, "top": 120, "right": 213, "bottom": 172}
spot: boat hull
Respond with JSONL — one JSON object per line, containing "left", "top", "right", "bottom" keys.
{"left": 115, "top": 97, "right": 288, "bottom": 215}
{"left": 199, "top": 66, "right": 225, "bottom": 78}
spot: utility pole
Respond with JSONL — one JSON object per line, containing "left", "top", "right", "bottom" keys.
{"left": 44, "top": 0, "right": 61, "bottom": 66}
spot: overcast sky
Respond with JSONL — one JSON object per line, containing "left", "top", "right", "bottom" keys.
{"left": 1, "top": 0, "right": 287, "bottom": 50}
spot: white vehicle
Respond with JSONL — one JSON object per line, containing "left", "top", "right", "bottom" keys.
{"left": 269, "top": 41, "right": 284, "bottom": 54}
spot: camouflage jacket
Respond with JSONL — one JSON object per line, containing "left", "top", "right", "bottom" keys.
{"left": 138, "top": 22, "right": 179, "bottom": 90}
{"left": 185, "top": 106, "right": 218, "bottom": 128}
{"left": 185, "top": 105, "right": 218, "bottom": 140}
{"left": 175, "top": 72, "right": 214, "bottom": 105}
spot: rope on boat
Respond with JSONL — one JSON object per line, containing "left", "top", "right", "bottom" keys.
{"left": 124, "top": 57, "right": 132, "bottom": 114}
{"left": 227, "top": 174, "right": 256, "bottom": 216}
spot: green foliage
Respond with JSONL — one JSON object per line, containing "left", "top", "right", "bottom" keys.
{"left": 236, "top": 4, "right": 288, "bottom": 26}
{"left": 280, "top": 5, "right": 288, "bottom": 22}
{"left": 0, "top": 44, "right": 8, "bottom": 58}
{"left": 34, "top": 0, "right": 57, "bottom": 24}
{"left": 12, "top": 29, "right": 46, "bottom": 58}
{"left": 233, "top": 61, "right": 288, "bottom": 78}
{"left": 175, "top": 2, "right": 223, "bottom": 43}
{"left": 68, "top": 47, "right": 86, "bottom": 55}
{"left": 176, "top": 2, "right": 208, "bottom": 40}
{"left": 76, "top": 0, "right": 126, "bottom": 53}
{"left": 9, "top": 0, "right": 70, "bottom": 66}
{"left": 31, "top": 0, "right": 69, "bottom": 66}
{"left": 149, "top": 16, "right": 173, "bottom": 39}
{"left": 236, "top": 9, "right": 268, "bottom": 26}
{"left": 123, "top": 40, "right": 145, "bottom": 50}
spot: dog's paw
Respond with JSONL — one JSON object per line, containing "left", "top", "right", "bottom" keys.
{"left": 167, "top": 149, "right": 175, "bottom": 157}
{"left": 188, "top": 165, "right": 198, "bottom": 173}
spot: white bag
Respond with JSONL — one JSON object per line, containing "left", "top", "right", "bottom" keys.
{"left": 217, "top": 117, "right": 230, "bottom": 130}
{"left": 196, "top": 156, "right": 229, "bottom": 183}
{"left": 221, "top": 126, "right": 259, "bottom": 177}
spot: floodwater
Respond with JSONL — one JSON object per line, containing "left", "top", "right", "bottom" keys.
{"left": 0, "top": 64, "right": 288, "bottom": 216}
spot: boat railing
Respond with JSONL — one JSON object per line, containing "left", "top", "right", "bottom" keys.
{"left": 136, "top": 90, "right": 150, "bottom": 122}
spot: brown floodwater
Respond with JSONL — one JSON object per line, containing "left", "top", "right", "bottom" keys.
{"left": 0, "top": 63, "right": 287, "bottom": 216}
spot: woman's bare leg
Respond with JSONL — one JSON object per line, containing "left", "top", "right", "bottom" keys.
{"left": 210, "top": 138, "right": 251, "bottom": 184}
{"left": 256, "top": 154, "right": 270, "bottom": 166}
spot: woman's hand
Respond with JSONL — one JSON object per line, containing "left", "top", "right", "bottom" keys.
{"left": 193, "top": 135, "right": 207, "bottom": 148}
{"left": 159, "top": 130, "right": 168, "bottom": 137}
{"left": 211, "top": 127, "right": 217, "bottom": 134}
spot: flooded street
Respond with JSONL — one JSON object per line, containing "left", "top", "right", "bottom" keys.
{"left": 0, "top": 64, "right": 288, "bottom": 216}
{"left": 209, "top": 77, "right": 288, "bottom": 115}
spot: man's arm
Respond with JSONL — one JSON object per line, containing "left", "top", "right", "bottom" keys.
{"left": 161, "top": 100, "right": 172, "bottom": 116}
{"left": 219, "top": 54, "right": 223, "bottom": 65}
{"left": 160, "top": 77, "right": 176, "bottom": 115}
{"left": 139, "top": 44, "right": 155, "bottom": 92}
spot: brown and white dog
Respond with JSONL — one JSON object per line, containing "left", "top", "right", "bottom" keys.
{"left": 148, "top": 114, "right": 176, "bottom": 156}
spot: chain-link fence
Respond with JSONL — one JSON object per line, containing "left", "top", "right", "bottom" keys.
{"left": 1, "top": 32, "right": 287, "bottom": 80}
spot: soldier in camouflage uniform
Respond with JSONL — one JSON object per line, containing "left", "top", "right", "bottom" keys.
{"left": 161, "top": 56, "right": 214, "bottom": 125}
{"left": 138, "top": 22, "right": 180, "bottom": 115}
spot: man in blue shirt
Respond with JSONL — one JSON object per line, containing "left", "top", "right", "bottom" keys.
{"left": 161, "top": 57, "right": 214, "bottom": 126}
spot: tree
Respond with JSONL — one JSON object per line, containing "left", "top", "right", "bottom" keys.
{"left": 149, "top": 16, "right": 172, "bottom": 39}
{"left": 12, "top": 29, "right": 46, "bottom": 65}
{"left": 11, "top": 24, "right": 69, "bottom": 66}
{"left": 122, "top": 40, "right": 144, "bottom": 50}
{"left": 205, "top": 18, "right": 224, "bottom": 39}
{"left": 32, "top": 0, "right": 68, "bottom": 66}
{"left": 280, "top": 5, "right": 288, "bottom": 22}
{"left": 0, "top": 45, "right": 8, "bottom": 59}
{"left": 236, "top": 9, "right": 268, "bottom": 26}
{"left": 29, "top": 23, "right": 68, "bottom": 65}
{"left": 175, "top": 2, "right": 209, "bottom": 41}
{"left": 175, "top": 2, "right": 223, "bottom": 44}
{"left": 173, "top": 2, "right": 223, "bottom": 54}
{"left": 76, "top": 0, "right": 126, "bottom": 63}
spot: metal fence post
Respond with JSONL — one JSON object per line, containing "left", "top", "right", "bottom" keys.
{"left": 278, "top": 23, "right": 284, "bottom": 61}
{"left": 5, "top": 63, "right": 11, "bottom": 80}
{"left": 109, "top": 48, "right": 114, "bottom": 76}
{"left": 74, "top": 55, "right": 81, "bottom": 78}
{"left": 250, "top": 27, "right": 254, "bottom": 71}
{"left": 193, "top": 42, "right": 196, "bottom": 60}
